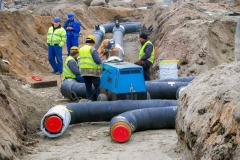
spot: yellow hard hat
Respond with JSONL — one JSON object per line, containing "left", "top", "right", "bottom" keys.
{"left": 86, "top": 35, "right": 96, "bottom": 43}
{"left": 70, "top": 46, "right": 79, "bottom": 53}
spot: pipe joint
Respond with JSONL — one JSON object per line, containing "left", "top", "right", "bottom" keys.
{"left": 113, "top": 25, "right": 125, "bottom": 35}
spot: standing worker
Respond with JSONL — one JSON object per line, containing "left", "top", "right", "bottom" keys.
{"left": 135, "top": 33, "right": 154, "bottom": 81}
{"left": 79, "top": 35, "right": 102, "bottom": 101}
{"left": 47, "top": 17, "right": 66, "bottom": 75}
{"left": 63, "top": 46, "right": 84, "bottom": 83}
{"left": 64, "top": 12, "right": 81, "bottom": 56}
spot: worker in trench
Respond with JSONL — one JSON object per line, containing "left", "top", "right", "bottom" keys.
{"left": 63, "top": 12, "right": 81, "bottom": 56}
{"left": 62, "top": 46, "right": 84, "bottom": 83}
{"left": 79, "top": 35, "right": 102, "bottom": 101}
{"left": 97, "top": 39, "right": 124, "bottom": 62}
{"left": 134, "top": 33, "right": 154, "bottom": 81}
{"left": 47, "top": 17, "right": 66, "bottom": 75}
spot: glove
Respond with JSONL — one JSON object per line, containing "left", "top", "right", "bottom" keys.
{"left": 105, "top": 48, "right": 109, "bottom": 53}
{"left": 136, "top": 61, "right": 144, "bottom": 65}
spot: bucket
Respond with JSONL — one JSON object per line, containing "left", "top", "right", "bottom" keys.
{"left": 159, "top": 59, "right": 179, "bottom": 79}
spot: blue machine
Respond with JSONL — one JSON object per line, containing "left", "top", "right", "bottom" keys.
{"left": 98, "top": 61, "right": 148, "bottom": 101}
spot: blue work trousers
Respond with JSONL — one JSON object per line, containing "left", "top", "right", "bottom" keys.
{"left": 66, "top": 37, "right": 79, "bottom": 56}
{"left": 134, "top": 60, "right": 152, "bottom": 81}
{"left": 48, "top": 45, "right": 63, "bottom": 73}
{"left": 83, "top": 76, "right": 100, "bottom": 101}
{"left": 76, "top": 74, "right": 85, "bottom": 83}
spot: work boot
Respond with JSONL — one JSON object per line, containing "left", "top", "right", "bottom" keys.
{"left": 51, "top": 70, "right": 56, "bottom": 74}
{"left": 56, "top": 72, "right": 62, "bottom": 75}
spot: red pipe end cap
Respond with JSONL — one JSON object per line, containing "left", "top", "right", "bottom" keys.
{"left": 112, "top": 125, "right": 130, "bottom": 143}
{"left": 45, "top": 116, "right": 63, "bottom": 133}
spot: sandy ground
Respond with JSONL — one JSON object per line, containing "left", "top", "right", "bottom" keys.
{"left": 25, "top": 123, "right": 181, "bottom": 160}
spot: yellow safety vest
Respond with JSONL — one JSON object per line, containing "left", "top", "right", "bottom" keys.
{"left": 47, "top": 26, "right": 66, "bottom": 47}
{"left": 139, "top": 40, "right": 155, "bottom": 63}
{"left": 79, "top": 45, "right": 100, "bottom": 69}
{"left": 63, "top": 56, "right": 77, "bottom": 79}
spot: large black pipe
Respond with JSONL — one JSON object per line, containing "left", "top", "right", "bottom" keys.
{"left": 109, "top": 106, "right": 177, "bottom": 142}
{"left": 153, "top": 76, "right": 195, "bottom": 82}
{"left": 93, "top": 22, "right": 141, "bottom": 51}
{"left": 112, "top": 24, "right": 125, "bottom": 47}
{"left": 102, "top": 22, "right": 116, "bottom": 33}
{"left": 145, "top": 81, "right": 189, "bottom": 99}
{"left": 93, "top": 25, "right": 106, "bottom": 49}
{"left": 41, "top": 99, "right": 178, "bottom": 137}
{"left": 176, "top": 86, "right": 186, "bottom": 99}
{"left": 60, "top": 79, "right": 87, "bottom": 100}
{"left": 60, "top": 79, "right": 189, "bottom": 100}
{"left": 102, "top": 22, "right": 141, "bottom": 34}
{"left": 112, "top": 22, "right": 125, "bottom": 60}
{"left": 67, "top": 99, "right": 178, "bottom": 124}
{"left": 120, "top": 22, "right": 141, "bottom": 34}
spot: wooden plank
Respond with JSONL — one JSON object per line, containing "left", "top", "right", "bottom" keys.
{"left": 54, "top": 98, "right": 74, "bottom": 103}
{"left": 30, "top": 80, "right": 57, "bottom": 88}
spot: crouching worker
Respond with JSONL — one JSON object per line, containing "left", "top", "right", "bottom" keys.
{"left": 63, "top": 46, "right": 84, "bottom": 83}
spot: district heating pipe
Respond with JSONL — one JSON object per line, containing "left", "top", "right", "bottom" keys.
{"left": 102, "top": 22, "right": 141, "bottom": 34}
{"left": 145, "top": 81, "right": 189, "bottom": 99}
{"left": 93, "top": 24, "right": 106, "bottom": 49}
{"left": 112, "top": 22, "right": 125, "bottom": 60}
{"left": 93, "top": 22, "right": 141, "bottom": 51}
{"left": 60, "top": 79, "right": 87, "bottom": 101}
{"left": 153, "top": 76, "right": 195, "bottom": 83}
{"left": 109, "top": 106, "right": 177, "bottom": 143}
{"left": 176, "top": 86, "right": 187, "bottom": 99}
{"left": 60, "top": 79, "right": 189, "bottom": 100}
{"left": 41, "top": 99, "right": 178, "bottom": 138}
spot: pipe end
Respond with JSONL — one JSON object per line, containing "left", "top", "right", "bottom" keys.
{"left": 110, "top": 122, "right": 131, "bottom": 143}
{"left": 44, "top": 115, "right": 63, "bottom": 133}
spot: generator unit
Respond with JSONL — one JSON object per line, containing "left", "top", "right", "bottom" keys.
{"left": 98, "top": 61, "right": 149, "bottom": 101}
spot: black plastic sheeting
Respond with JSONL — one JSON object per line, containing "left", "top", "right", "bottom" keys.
{"left": 65, "top": 99, "right": 178, "bottom": 124}
{"left": 110, "top": 106, "right": 177, "bottom": 134}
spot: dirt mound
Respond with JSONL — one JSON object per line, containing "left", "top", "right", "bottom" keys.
{"left": 142, "top": 2, "right": 236, "bottom": 79}
{"left": 0, "top": 75, "right": 59, "bottom": 159}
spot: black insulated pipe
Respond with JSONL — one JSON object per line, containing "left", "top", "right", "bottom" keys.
{"left": 92, "top": 22, "right": 141, "bottom": 50}
{"left": 60, "top": 79, "right": 87, "bottom": 100}
{"left": 60, "top": 79, "right": 189, "bottom": 100}
{"left": 66, "top": 100, "right": 178, "bottom": 124}
{"left": 93, "top": 25, "right": 106, "bottom": 49}
{"left": 101, "top": 22, "right": 141, "bottom": 34}
{"left": 176, "top": 86, "right": 187, "bottom": 99}
{"left": 145, "top": 81, "right": 189, "bottom": 99}
{"left": 102, "top": 22, "right": 116, "bottom": 33}
{"left": 112, "top": 23, "right": 125, "bottom": 47}
{"left": 153, "top": 76, "right": 195, "bottom": 83}
{"left": 109, "top": 106, "right": 177, "bottom": 143}
{"left": 112, "top": 22, "right": 125, "bottom": 60}
{"left": 120, "top": 22, "right": 141, "bottom": 34}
